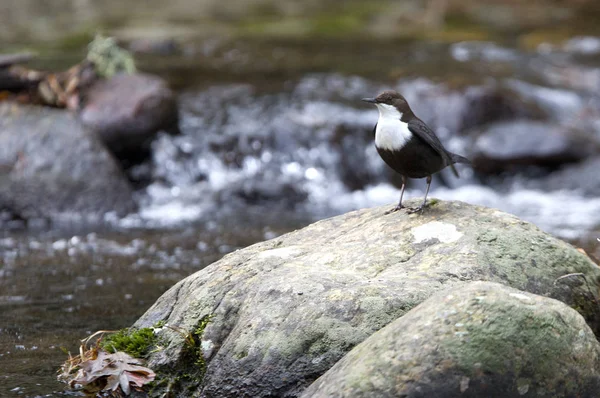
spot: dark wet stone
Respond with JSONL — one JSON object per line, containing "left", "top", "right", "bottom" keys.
{"left": 470, "top": 119, "right": 593, "bottom": 173}
{"left": 0, "top": 103, "right": 136, "bottom": 223}
{"left": 536, "top": 156, "right": 600, "bottom": 196}
{"left": 79, "top": 73, "right": 179, "bottom": 165}
{"left": 302, "top": 282, "right": 600, "bottom": 398}
{"left": 461, "top": 86, "right": 535, "bottom": 131}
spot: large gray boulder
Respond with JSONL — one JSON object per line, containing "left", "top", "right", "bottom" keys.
{"left": 0, "top": 103, "right": 136, "bottom": 222}
{"left": 134, "top": 200, "right": 600, "bottom": 397}
{"left": 302, "top": 281, "right": 600, "bottom": 398}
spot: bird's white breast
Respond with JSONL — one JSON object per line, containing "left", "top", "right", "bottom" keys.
{"left": 374, "top": 104, "right": 412, "bottom": 151}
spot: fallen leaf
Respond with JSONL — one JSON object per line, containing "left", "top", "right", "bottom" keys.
{"left": 71, "top": 349, "right": 155, "bottom": 395}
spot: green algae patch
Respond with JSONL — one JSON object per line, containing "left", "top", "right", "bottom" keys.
{"left": 428, "top": 198, "right": 440, "bottom": 207}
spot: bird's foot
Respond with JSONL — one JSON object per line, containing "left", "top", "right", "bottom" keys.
{"left": 406, "top": 204, "right": 427, "bottom": 214}
{"left": 385, "top": 205, "right": 404, "bottom": 215}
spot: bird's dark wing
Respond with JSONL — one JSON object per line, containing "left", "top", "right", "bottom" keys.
{"left": 408, "top": 118, "right": 459, "bottom": 177}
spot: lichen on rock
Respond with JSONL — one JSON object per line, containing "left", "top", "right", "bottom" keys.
{"left": 301, "top": 281, "right": 600, "bottom": 397}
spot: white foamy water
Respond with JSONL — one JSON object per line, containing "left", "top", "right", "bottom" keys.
{"left": 127, "top": 74, "right": 600, "bottom": 242}
{"left": 326, "top": 182, "right": 600, "bottom": 241}
{"left": 435, "top": 186, "right": 600, "bottom": 240}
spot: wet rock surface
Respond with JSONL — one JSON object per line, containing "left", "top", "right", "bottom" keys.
{"left": 80, "top": 73, "right": 179, "bottom": 165}
{"left": 302, "top": 281, "right": 600, "bottom": 398}
{"left": 0, "top": 103, "right": 136, "bottom": 223}
{"left": 134, "top": 201, "right": 600, "bottom": 398}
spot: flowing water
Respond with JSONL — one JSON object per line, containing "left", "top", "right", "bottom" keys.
{"left": 2, "top": 34, "right": 600, "bottom": 396}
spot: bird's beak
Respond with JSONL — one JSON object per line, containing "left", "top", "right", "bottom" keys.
{"left": 361, "top": 98, "right": 377, "bottom": 104}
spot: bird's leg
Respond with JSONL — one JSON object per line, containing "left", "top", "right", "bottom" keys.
{"left": 408, "top": 175, "right": 432, "bottom": 214}
{"left": 385, "top": 175, "right": 407, "bottom": 214}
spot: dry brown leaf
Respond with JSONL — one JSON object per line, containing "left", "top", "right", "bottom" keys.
{"left": 71, "top": 349, "right": 155, "bottom": 395}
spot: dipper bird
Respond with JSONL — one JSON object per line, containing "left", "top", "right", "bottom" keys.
{"left": 362, "top": 90, "right": 470, "bottom": 214}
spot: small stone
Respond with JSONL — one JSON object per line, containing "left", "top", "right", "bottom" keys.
{"left": 0, "top": 103, "right": 136, "bottom": 220}
{"left": 80, "top": 73, "right": 179, "bottom": 164}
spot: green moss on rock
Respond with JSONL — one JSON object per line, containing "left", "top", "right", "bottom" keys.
{"left": 148, "top": 315, "right": 214, "bottom": 396}
{"left": 101, "top": 327, "right": 158, "bottom": 358}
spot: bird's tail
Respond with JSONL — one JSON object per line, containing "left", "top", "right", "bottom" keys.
{"left": 450, "top": 153, "right": 471, "bottom": 165}
{"left": 447, "top": 152, "right": 471, "bottom": 178}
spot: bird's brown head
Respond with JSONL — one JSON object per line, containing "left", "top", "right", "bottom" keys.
{"left": 362, "top": 90, "right": 412, "bottom": 113}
